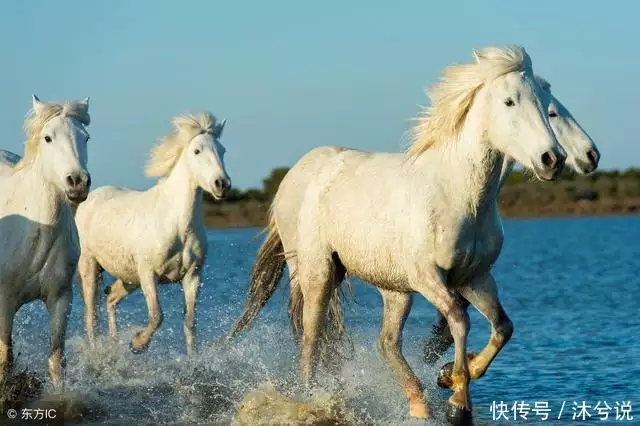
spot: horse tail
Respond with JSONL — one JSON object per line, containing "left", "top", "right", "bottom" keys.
{"left": 226, "top": 213, "right": 286, "bottom": 340}
{"left": 288, "top": 268, "right": 304, "bottom": 341}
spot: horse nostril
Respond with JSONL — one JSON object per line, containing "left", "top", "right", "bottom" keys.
{"left": 541, "top": 151, "right": 558, "bottom": 169}
{"left": 587, "top": 150, "right": 599, "bottom": 166}
{"left": 214, "top": 179, "right": 223, "bottom": 191}
{"left": 66, "top": 173, "right": 89, "bottom": 188}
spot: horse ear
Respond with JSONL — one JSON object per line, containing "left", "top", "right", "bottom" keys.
{"left": 32, "top": 94, "right": 45, "bottom": 115}
{"left": 472, "top": 49, "right": 482, "bottom": 63}
{"left": 79, "top": 97, "right": 90, "bottom": 112}
{"left": 215, "top": 119, "right": 226, "bottom": 137}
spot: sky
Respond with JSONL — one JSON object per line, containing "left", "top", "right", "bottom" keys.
{"left": 1, "top": 0, "right": 638, "bottom": 190}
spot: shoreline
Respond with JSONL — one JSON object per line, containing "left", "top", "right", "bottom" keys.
{"left": 203, "top": 199, "right": 640, "bottom": 229}
{"left": 203, "top": 168, "right": 640, "bottom": 229}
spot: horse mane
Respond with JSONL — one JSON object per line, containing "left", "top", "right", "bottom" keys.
{"left": 145, "top": 112, "right": 218, "bottom": 178}
{"left": 407, "top": 45, "right": 533, "bottom": 158}
{"left": 534, "top": 74, "right": 551, "bottom": 93}
{"left": 13, "top": 101, "right": 91, "bottom": 172}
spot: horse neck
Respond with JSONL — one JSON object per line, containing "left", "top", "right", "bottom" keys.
{"left": 498, "top": 156, "right": 516, "bottom": 191}
{"left": 157, "top": 157, "right": 203, "bottom": 232}
{"left": 16, "top": 161, "right": 70, "bottom": 226}
{"left": 417, "top": 113, "right": 504, "bottom": 217}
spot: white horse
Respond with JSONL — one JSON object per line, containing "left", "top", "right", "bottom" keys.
{"left": 423, "top": 75, "right": 601, "bottom": 368}
{"left": 227, "top": 46, "right": 566, "bottom": 424}
{"left": 227, "top": 73, "right": 601, "bottom": 361}
{"left": 75, "top": 112, "right": 230, "bottom": 355}
{"left": 0, "top": 95, "right": 91, "bottom": 390}
{"left": 496, "top": 75, "right": 600, "bottom": 189}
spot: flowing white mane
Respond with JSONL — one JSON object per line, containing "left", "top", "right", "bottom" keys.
{"left": 408, "top": 45, "right": 533, "bottom": 158}
{"left": 14, "top": 101, "right": 91, "bottom": 172}
{"left": 145, "top": 112, "right": 219, "bottom": 178}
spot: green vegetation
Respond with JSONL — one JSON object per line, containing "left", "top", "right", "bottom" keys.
{"left": 499, "top": 167, "right": 640, "bottom": 217}
{"left": 203, "top": 167, "right": 640, "bottom": 228}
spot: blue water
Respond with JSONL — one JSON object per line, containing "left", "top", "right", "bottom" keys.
{"left": 10, "top": 216, "right": 640, "bottom": 425}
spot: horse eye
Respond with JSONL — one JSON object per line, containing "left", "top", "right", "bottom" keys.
{"left": 549, "top": 111, "right": 558, "bottom": 118}
{"left": 194, "top": 149, "right": 201, "bottom": 155}
{"left": 44, "top": 135, "right": 52, "bottom": 143}
{"left": 504, "top": 98, "right": 515, "bottom": 107}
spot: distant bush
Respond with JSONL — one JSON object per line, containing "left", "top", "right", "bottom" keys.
{"left": 205, "top": 165, "right": 640, "bottom": 214}
{"left": 204, "top": 167, "right": 290, "bottom": 203}
{"left": 262, "top": 167, "right": 290, "bottom": 200}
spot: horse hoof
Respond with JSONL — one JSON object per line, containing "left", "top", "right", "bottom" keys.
{"left": 129, "top": 341, "right": 148, "bottom": 354}
{"left": 446, "top": 402, "right": 473, "bottom": 425}
{"left": 437, "top": 352, "right": 477, "bottom": 389}
{"left": 408, "top": 401, "right": 431, "bottom": 419}
{"left": 437, "top": 362, "right": 454, "bottom": 388}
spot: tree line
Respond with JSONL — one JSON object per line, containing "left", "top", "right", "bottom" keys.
{"left": 204, "top": 166, "right": 640, "bottom": 204}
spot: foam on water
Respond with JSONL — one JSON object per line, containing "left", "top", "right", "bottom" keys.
{"left": 55, "top": 326, "right": 456, "bottom": 424}
{"left": 6, "top": 218, "right": 640, "bottom": 425}
{"left": 8, "top": 309, "right": 459, "bottom": 425}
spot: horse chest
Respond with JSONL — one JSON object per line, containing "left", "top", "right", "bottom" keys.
{"left": 4, "top": 227, "right": 77, "bottom": 303}
{"left": 434, "top": 217, "right": 503, "bottom": 285}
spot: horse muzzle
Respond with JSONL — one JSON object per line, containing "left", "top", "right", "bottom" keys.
{"left": 65, "top": 171, "right": 91, "bottom": 203}
{"left": 66, "top": 188, "right": 89, "bottom": 204}
{"left": 575, "top": 149, "right": 600, "bottom": 175}
{"left": 535, "top": 149, "right": 566, "bottom": 181}
{"left": 211, "top": 177, "right": 231, "bottom": 200}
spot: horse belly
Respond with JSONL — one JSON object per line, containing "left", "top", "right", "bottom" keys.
{"left": 334, "top": 244, "right": 410, "bottom": 292}
{"left": 96, "top": 253, "right": 140, "bottom": 285}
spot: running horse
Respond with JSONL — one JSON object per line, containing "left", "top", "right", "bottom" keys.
{"left": 228, "top": 46, "right": 565, "bottom": 424}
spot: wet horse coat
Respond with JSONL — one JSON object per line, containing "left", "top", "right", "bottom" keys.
{"left": 229, "top": 46, "right": 566, "bottom": 423}
{"left": 75, "top": 113, "right": 230, "bottom": 355}
{"left": 0, "top": 96, "right": 91, "bottom": 390}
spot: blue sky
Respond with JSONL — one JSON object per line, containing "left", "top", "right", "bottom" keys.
{"left": 1, "top": 1, "right": 638, "bottom": 190}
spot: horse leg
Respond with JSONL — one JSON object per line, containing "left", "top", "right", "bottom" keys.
{"left": 424, "top": 295, "right": 470, "bottom": 365}
{"left": 439, "top": 273, "right": 512, "bottom": 384}
{"left": 130, "top": 271, "right": 163, "bottom": 353}
{"left": 297, "top": 254, "right": 334, "bottom": 385}
{"left": 411, "top": 267, "right": 472, "bottom": 425}
{"left": 105, "top": 279, "right": 136, "bottom": 341}
{"left": 378, "top": 289, "right": 431, "bottom": 419}
{"left": 78, "top": 255, "right": 101, "bottom": 347}
{"left": 0, "top": 305, "right": 15, "bottom": 385}
{"left": 288, "top": 255, "right": 343, "bottom": 376}
{"left": 182, "top": 268, "right": 201, "bottom": 356}
{"left": 46, "top": 288, "right": 72, "bottom": 391}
